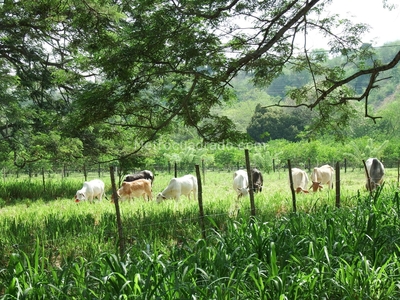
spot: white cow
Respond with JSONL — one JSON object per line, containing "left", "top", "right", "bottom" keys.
{"left": 311, "top": 165, "right": 334, "bottom": 192}
{"left": 365, "top": 158, "right": 385, "bottom": 191}
{"left": 156, "top": 174, "right": 197, "bottom": 203}
{"left": 233, "top": 170, "right": 249, "bottom": 199}
{"left": 291, "top": 168, "right": 309, "bottom": 194}
{"left": 75, "top": 179, "right": 105, "bottom": 203}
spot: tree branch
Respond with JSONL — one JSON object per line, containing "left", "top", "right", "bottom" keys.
{"left": 224, "top": 0, "right": 321, "bottom": 78}
{"left": 312, "top": 50, "right": 400, "bottom": 109}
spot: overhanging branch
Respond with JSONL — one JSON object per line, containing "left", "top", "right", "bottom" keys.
{"left": 312, "top": 50, "right": 400, "bottom": 109}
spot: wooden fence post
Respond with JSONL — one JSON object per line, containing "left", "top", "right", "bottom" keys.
{"left": 110, "top": 166, "right": 125, "bottom": 257}
{"left": 397, "top": 160, "right": 399, "bottom": 187}
{"left": 42, "top": 168, "right": 45, "bottom": 192}
{"left": 174, "top": 162, "right": 177, "bottom": 178}
{"left": 202, "top": 158, "right": 205, "bottom": 185}
{"left": 335, "top": 162, "right": 340, "bottom": 208}
{"left": 362, "top": 159, "right": 373, "bottom": 197}
{"left": 288, "top": 160, "right": 296, "bottom": 213}
{"left": 195, "top": 164, "right": 206, "bottom": 239}
{"left": 245, "top": 149, "right": 256, "bottom": 217}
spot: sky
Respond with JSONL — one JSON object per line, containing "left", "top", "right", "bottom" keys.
{"left": 319, "top": 0, "right": 400, "bottom": 47}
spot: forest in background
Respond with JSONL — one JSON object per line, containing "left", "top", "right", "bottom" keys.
{"left": 1, "top": 0, "right": 400, "bottom": 177}
{"left": 221, "top": 41, "right": 400, "bottom": 143}
{"left": 155, "top": 41, "right": 400, "bottom": 172}
{"left": 3, "top": 40, "right": 400, "bottom": 176}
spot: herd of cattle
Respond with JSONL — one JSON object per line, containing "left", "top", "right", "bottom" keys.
{"left": 74, "top": 158, "right": 385, "bottom": 203}
{"left": 74, "top": 170, "right": 199, "bottom": 203}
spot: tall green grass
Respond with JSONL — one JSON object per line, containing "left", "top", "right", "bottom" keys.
{"left": 1, "top": 188, "right": 400, "bottom": 298}
{"left": 1, "top": 170, "right": 400, "bottom": 298}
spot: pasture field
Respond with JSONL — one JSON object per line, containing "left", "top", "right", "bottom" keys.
{"left": 1, "top": 167, "right": 400, "bottom": 298}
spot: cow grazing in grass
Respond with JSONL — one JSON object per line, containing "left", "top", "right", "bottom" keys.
{"left": 156, "top": 174, "right": 197, "bottom": 203}
{"left": 124, "top": 170, "right": 154, "bottom": 185}
{"left": 365, "top": 158, "right": 385, "bottom": 191}
{"left": 251, "top": 168, "right": 264, "bottom": 193}
{"left": 233, "top": 170, "right": 249, "bottom": 200}
{"left": 310, "top": 165, "right": 334, "bottom": 192}
{"left": 115, "top": 179, "right": 152, "bottom": 201}
{"left": 291, "top": 168, "right": 309, "bottom": 194}
{"left": 75, "top": 179, "right": 105, "bottom": 203}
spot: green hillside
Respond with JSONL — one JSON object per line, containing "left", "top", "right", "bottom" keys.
{"left": 216, "top": 41, "right": 400, "bottom": 142}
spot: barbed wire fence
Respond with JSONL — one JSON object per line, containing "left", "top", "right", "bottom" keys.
{"left": 1, "top": 151, "right": 399, "bottom": 258}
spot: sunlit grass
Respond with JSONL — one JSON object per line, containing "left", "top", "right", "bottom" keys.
{"left": 1, "top": 168, "right": 400, "bottom": 298}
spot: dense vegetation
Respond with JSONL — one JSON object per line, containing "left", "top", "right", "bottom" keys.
{"left": 0, "top": 0, "right": 399, "bottom": 175}
{"left": 1, "top": 42, "right": 400, "bottom": 175}
{"left": 1, "top": 172, "right": 400, "bottom": 298}
{"left": 1, "top": 1, "right": 400, "bottom": 298}
{"left": 228, "top": 42, "right": 400, "bottom": 141}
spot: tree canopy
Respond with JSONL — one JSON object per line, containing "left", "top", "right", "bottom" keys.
{"left": 247, "top": 104, "right": 312, "bottom": 142}
{"left": 0, "top": 0, "right": 399, "bottom": 168}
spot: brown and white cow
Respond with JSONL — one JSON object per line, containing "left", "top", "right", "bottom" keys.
{"left": 115, "top": 179, "right": 152, "bottom": 201}
{"left": 310, "top": 165, "right": 334, "bottom": 192}
{"left": 365, "top": 158, "right": 385, "bottom": 191}
{"left": 291, "top": 168, "right": 309, "bottom": 194}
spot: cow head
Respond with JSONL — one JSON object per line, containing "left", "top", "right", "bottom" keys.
{"left": 237, "top": 187, "right": 249, "bottom": 198}
{"left": 366, "top": 180, "right": 381, "bottom": 191}
{"left": 295, "top": 187, "right": 309, "bottom": 194}
{"left": 110, "top": 192, "right": 121, "bottom": 203}
{"left": 156, "top": 193, "right": 166, "bottom": 203}
{"left": 253, "top": 183, "right": 262, "bottom": 193}
{"left": 75, "top": 191, "right": 86, "bottom": 202}
{"left": 311, "top": 181, "right": 323, "bottom": 192}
